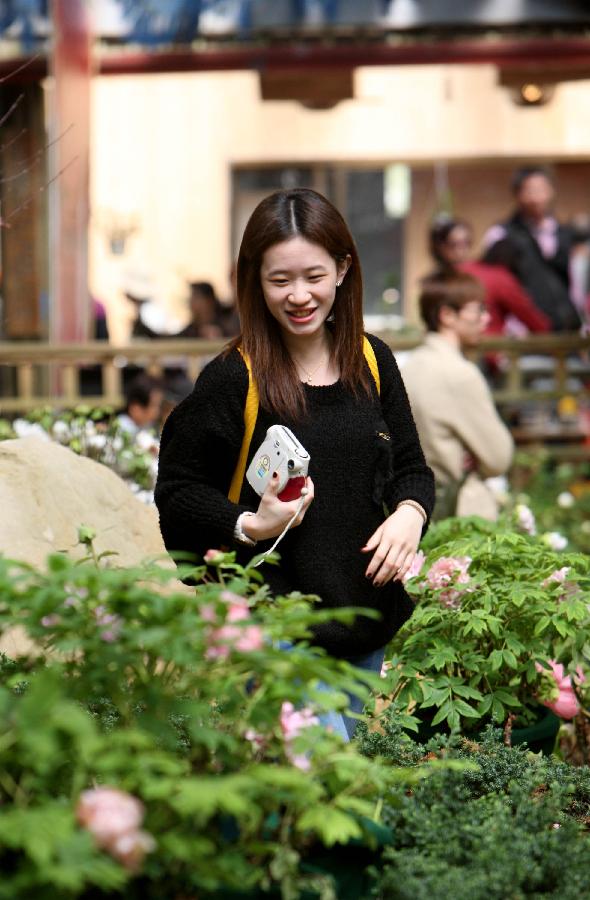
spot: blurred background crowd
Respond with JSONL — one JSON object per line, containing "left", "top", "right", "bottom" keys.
{"left": 0, "top": 0, "right": 589, "bottom": 443}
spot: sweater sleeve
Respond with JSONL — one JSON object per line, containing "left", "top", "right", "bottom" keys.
{"left": 367, "top": 334, "right": 435, "bottom": 522}
{"left": 443, "top": 362, "right": 514, "bottom": 478}
{"left": 154, "top": 350, "right": 254, "bottom": 560}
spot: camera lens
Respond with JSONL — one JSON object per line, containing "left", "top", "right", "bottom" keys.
{"left": 287, "top": 459, "right": 295, "bottom": 470}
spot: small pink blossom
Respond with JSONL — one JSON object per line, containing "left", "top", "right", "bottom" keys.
{"left": 425, "top": 556, "right": 472, "bottom": 609}
{"left": 41, "top": 614, "right": 61, "bottom": 627}
{"left": 535, "top": 659, "right": 581, "bottom": 719}
{"left": 543, "top": 567, "right": 571, "bottom": 586}
{"left": 280, "top": 701, "right": 319, "bottom": 771}
{"left": 204, "top": 592, "right": 264, "bottom": 659}
{"left": 403, "top": 550, "right": 426, "bottom": 583}
{"left": 541, "top": 568, "right": 580, "bottom": 602}
{"left": 245, "top": 728, "right": 266, "bottom": 752}
{"left": 94, "top": 606, "right": 122, "bottom": 643}
{"left": 515, "top": 503, "right": 536, "bottom": 536}
{"left": 76, "top": 787, "right": 155, "bottom": 872}
{"left": 426, "top": 556, "right": 471, "bottom": 589}
{"left": 204, "top": 548, "right": 224, "bottom": 564}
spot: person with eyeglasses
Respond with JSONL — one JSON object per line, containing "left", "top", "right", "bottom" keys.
{"left": 400, "top": 271, "right": 513, "bottom": 522}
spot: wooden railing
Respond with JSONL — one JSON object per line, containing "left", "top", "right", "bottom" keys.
{"left": 0, "top": 334, "right": 588, "bottom": 415}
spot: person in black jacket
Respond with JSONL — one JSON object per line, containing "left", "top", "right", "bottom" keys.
{"left": 155, "top": 188, "right": 434, "bottom": 738}
{"left": 484, "top": 166, "right": 581, "bottom": 332}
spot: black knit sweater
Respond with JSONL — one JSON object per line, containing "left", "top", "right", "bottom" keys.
{"left": 155, "top": 333, "right": 435, "bottom": 658}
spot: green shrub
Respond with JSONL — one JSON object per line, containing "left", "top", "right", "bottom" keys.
{"left": 358, "top": 719, "right": 590, "bottom": 900}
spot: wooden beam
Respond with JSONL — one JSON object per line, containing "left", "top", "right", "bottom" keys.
{"left": 48, "top": 0, "right": 92, "bottom": 344}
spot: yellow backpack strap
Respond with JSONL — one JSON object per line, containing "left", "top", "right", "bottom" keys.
{"left": 363, "top": 335, "right": 380, "bottom": 396}
{"left": 228, "top": 348, "right": 259, "bottom": 503}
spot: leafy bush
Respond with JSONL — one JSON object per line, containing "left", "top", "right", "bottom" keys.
{"left": 0, "top": 548, "right": 424, "bottom": 899}
{"left": 383, "top": 517, "right": 590, "bottom": 735}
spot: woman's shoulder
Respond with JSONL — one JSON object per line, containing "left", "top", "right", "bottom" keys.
{"left": 197, "top": 345, "right": 249, "bottom": 391}
{"left": 161, "top": 347, "right": 248, "bottom": 440}
{"left": 364, "top": 332, "right": 400, "bottom": 374}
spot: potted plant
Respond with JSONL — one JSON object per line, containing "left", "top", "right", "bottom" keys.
{"left": 380, "top": 515, "right": 590, "bottom": 753}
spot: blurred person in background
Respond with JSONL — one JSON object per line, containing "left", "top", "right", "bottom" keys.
{"left": 176, "top": 281, "right": 224, "bottom": 340}
{"left": 429, "top": 216, "right": 551, "bottom": 337}
{"left": 484, "top": 166, "right": 581, "bottom": 332}
{"left": 117, "top": 374, "right": 164, "bottom": 437}
{"left": 215, "top": 263, "right": 241, "bottom": 337}
{"left": 401, "top": 272, "right": 513, "bottom": 521}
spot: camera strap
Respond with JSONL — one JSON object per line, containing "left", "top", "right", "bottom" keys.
{"left": 227, "top": 336, "right": 380, "bottom": 504}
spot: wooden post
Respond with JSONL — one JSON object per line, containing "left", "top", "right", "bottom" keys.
{"left": 48, "top": 0, "right": 92, "bottom": 345}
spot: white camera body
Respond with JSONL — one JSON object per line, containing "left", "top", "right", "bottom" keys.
{"left": 246, "top": 425, "right": 310, "bottom": 499}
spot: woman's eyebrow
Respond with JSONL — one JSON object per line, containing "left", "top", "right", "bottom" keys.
{"left": 265, "top": 264, "right": 328, "bottom": 277}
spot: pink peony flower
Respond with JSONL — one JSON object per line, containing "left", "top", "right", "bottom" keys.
{"left": 425, "top": 556, "right": 472, "bottom": 609}
{"left": 403, "top": 550, "right": 426, "bottom": 584}
{"left": 280, "top": 701, "right": 319, "bottom": 771}
{"left": 204, "top": 592, "right": 264, "bottom": 659}
{"left": 542, "top": 567, "right": 571, "bottom": 586}
{"left": 541, "top": 568, "right": 580, "bottom": 602}
{"left": 94, "top": 606, "right": 123, "bottom": 643}
{"left": 535, "top": 659, "right": 582, "bottom": 719}
{"left": 515, "top": 503, "right": 536, "bottom": 536}
{"left": 76, "top": 787, "right": 155, "bottom": 871}
{"left": 204, "top": 548, "right": 224, "bottom": 564}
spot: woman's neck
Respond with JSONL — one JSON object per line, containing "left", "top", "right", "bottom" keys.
{"left": 282, "top": 328, "right": 332, "bottom": 365}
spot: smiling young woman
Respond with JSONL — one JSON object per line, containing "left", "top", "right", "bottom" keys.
{"left": 155, "top": 188, "right": 435, "bottom": 740}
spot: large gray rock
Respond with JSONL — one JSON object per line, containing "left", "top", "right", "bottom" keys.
{"left": 0, "top": 437, "right": 167, "bottom": 568}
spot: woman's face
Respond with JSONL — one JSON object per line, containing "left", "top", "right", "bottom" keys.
{"left": 439, "top": 225, "right": 473, "bottom": 266}
{"left": 260, "top": 236, "right": 349, "bottom": 342}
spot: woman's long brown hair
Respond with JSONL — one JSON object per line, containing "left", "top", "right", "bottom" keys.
{"left": 230, "top": 188, "right": 369, "bottom": 421}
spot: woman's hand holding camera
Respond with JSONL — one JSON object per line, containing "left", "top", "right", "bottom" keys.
{"left": 242, "top": 473, "right": 315, "bottom": 542}
{"left": 362, "top": 505, "right": 423, "bottom": 587}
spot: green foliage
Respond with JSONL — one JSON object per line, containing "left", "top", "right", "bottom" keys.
{"left": 511, "top": 450, "right": 590, "bottom": 555}
{"left": 0, "top": 550, "right": 418, "bottom": 898}
{"left": 385, "top": 517, "right": 590, "bottom": 734}
{"left": 358, "top": 721, "right": 590, "bottom": 900}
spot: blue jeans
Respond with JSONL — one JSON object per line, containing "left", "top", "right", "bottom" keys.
{"left": 318, "top": 646, "right": 385, "bottom": 742}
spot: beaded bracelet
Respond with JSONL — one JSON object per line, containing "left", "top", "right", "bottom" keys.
{"left": 395, "top": 499, "right": 427, "bottom": 524}
{"left": 233, "top": 511, "right": 257, "bottom": 546}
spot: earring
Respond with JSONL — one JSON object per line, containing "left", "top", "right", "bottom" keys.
{"left": 336, "top": 280, "right": 342, "bottom": 287}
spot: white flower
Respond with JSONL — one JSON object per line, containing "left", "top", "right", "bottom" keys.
{"left": 135, "top": 430, "right": 159, "bottom": 453}
{"left": 542, "top": 531, "right": 568, "bottom": 551}
{"left": 87, "top": 434, "right": 107, "bottom": 451}
{"left": 118, "top": 449, "right": 134, "bottom": 473}
{"left": 485, "top": 476, "right": 509, "bottom": 504}
{"left": 52, "top": 420, "right": 70, "bottom": 442}
{"left": 557, "top": 492, "right": 575, "bottom": 509}
{"left": 13, "top": 420, "right": 49, "bottom": 440}
{"left": 112, "top": 436, "right": 124, "bottom": 452}
{"left": 84, "top": 420, "right": 97, "bottom": 437}
{"left": 515, "top": 503, "right": 536, "bottom": 536}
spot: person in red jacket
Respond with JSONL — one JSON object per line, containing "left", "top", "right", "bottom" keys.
{"left": 429, "top": 217, "right": 551, "bottom": 336}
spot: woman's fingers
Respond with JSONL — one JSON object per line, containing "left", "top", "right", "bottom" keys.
{"left": 367, "top": 542, "right": 415, "bottom": 586}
